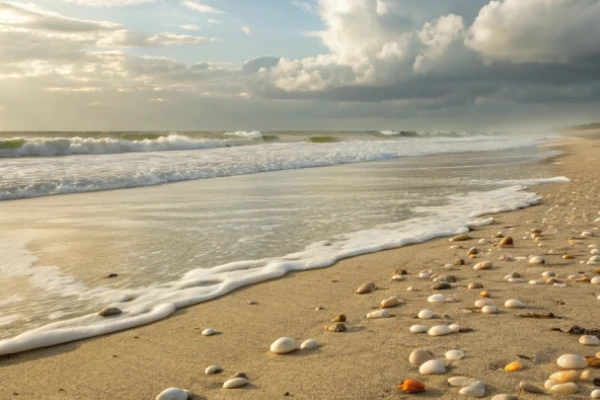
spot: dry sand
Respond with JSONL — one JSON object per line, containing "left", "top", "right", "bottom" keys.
{"left": 1, "top": 135, "right": 600, "bottom": 400}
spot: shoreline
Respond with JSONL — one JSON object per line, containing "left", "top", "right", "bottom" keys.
{"left": 1, "top": 135, "right": 599, "bottom": 399}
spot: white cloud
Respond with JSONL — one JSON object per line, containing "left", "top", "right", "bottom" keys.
{"left": 181, "top": 1, "right": 223, "bottom": 14}
{"left": 65, "top": 0, "right": 155, "bottom": 5}
{"left": 148, "top": 97, "right": 166, "bottom": 102}
{"left": 45, "top": 87, "right": 102, "bottom": 92}
{"left": 240, "top": 25, "right": 251, "bottom": 35}
{"left": 467, "top": 0, "right": 600, "bottom": 63}
{"left": 291, "top": 1, "right": 312, "bottom": 12}
{"left": 208, "top": 19, "right": 220, "bottom": 24}
{"left": 180, "top": 24, "right": 201, "bottom": 31}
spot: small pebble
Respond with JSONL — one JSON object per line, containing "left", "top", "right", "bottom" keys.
{"left": 205, "top": 365, "right": 223, "bottom": 375}
{"left": 409, "top": 349, "right": 434, "bottom": 365}
{"left": 410, "top": 325, "right": 428, "bottom": 333}
{"left": 519, "top": 382, "right": 544, "bottom": 394}
{"left": 156, "top": 388, "right": 190, "bottom": 400}
{"left": 98, "top": 308, "right": 122, "bottom": 317}
{"left": 300, "top": 339, "right": 319, "bottom": 350}
{"left": 201, "top": 328, "right": 215, "bottom": 336}
{"left": 223, "top": 378, "right": 249, "bottom": 389}
{"left": 419, "top": 359, "right": 446, "bottom": 374}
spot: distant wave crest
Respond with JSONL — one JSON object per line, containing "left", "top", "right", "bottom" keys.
{"left": 224, "top": 130, "right": 262, "bottom": 139}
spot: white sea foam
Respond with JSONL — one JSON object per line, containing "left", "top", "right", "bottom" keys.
{"left": 0, "top": 181, "right": 557, "bottom": 355}
{"left": 0, "top": 134, "right": 230, "bottom": 158}
{"left": 0, "top": 135, "right": 541, "bottom": 201}
{"left": 224, "top": 130, "right": 262, "bottom": 139}
{"left": 380, "top": 130, "right": 399, "bottom": 136}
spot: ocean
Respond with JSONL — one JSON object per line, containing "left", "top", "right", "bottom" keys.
{"left": 0, "top": 130, "right": 568, "bottom": 355}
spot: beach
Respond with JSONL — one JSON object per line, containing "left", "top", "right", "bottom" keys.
{"left": 1, "top": 134, "right": 599, "bottom": 399}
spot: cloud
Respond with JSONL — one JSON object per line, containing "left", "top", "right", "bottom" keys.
{"left": 240, "top": 25, "right": 251, "bottom": 35}
{"left": 180, "top": 24, "right": 201, "bottom": 31}
{"left": 292, "top": 1, "right": 312, "bottom": 12}
{"left": 208, "top": 19, "right": 220, "bottom": 24}
{"left": 241, "top": 56, "right": 281, "bottom": 74}
{"left": 65, "top": 0, "right": 155, "bottom": 5}
{"left": 181, "top": 1, "right": 223, "bottom": 14}
{"left": 148, "top": 97, "right": 166, "bottom": 102}
{"left": 99, "top": 31, "right": 217, "bottom": 47}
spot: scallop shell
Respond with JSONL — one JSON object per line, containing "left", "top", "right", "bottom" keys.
{"left": 356, "top": 282, "right": 376, "bottom": 294}
{"left": 300, "top": 339, "right": 319, "bottom": 350}
{"left": 528, "top": 256, "right": 546, "bottom": 265}
{"left": 557, "top": 354, "right": 588, "bottom": 369}
{"left": 428, "top": 325, "right": 452, "bottom": 336}
{"left": 550, "top": 382, "right": 578, "bottom": 394}
{"left": 397, "top": 379, "right": 426, "bottom": 393}
{"left": 418, "top": 309, "right": 435, "bottom": 319}
{"left": 381, "top": 296, "right": 402, "bottom": 309}
{"left": 156, "top": 388, "right": 190, "bottom": 400}
{"left": 579, "top": 335, "right": 600, "bottom": 345}
{"left": 428, "top": 294, "right": 445, "bottom": 303}
{"left": 445, "top": 350, "right": 464, "bottom": 360}
{"left": 410, "top": 325, "right": 428, "bottom": 333}
{"left": 409, "top": 349, "right": 434, "bottom": 365}
{"left": 222, "top": 378, "right": 249, "bottom": 389}
{"left": 201, "top": 328, "right": 215, "bottom": 336}
{"left": 366, "top": 309, "right": 391, "bottom": 319}
{"left": 270, "top": 337, "right": 298, "bottom": 354}
{"left": 419, "top": 359, "right": 446, "bottom": 374}
{"left": 504, "top": 299, "right": 525, "bottom": 309}
{"left": 205, "top": 365, "right": 223, "bottom": 375}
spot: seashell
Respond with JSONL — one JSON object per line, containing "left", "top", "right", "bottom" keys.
{"left": 504, "top": 299, "right": 525, "bottom": 309}
{"left": 587, "top": 357, "right": 600, "bottom": 367}
{"left": 156, "top": 388, "right": 190, "bottom": 400}
{"left": 428, "top": 294, "right": 445, "bottom": 303}
{"left": 391, "top": 274, "right": 406, "bottom": 281}
{"left": 418, "top": 309, "right": 435, "bottom": 319}
{"left": 546, "top": 277, "right": 563, "bottom": 284}
{"left": 563, "top": 255, "right": 575, "bottom": 259}
{"left": 474, "top": 299, "right": 494, "bottom": 308}
{"left": 356, "top": 282, "right": 376, "bottom": 294}
{"left": 491, "top": 395, "right": 517, "bottom": 400}
{"left": 418, "top": 271, "right": 432, "bottom": 279}
{"left": 529, "top": 280, "right": 545, "bottom": 285}
{"left": 409, "top": 349, "right": 434, "bottom": 365}
{"left": 504, "top": 362, "right": 522, "bottom": 372}
{"left": 459, "top": 381, "right": 485, "bottom": 397}
{"left": 591, "top": 276, "right": 600, "bottom": 284}
{"left": 591, "top": 389, "right": 600, "bottom": 399}
{"left": 407, "top": 286, "right": 418, "bottom": 291}
{"left": 428, "top": 325, "right": 452, "bottom": 336}
{"left": 576, "top": 276, "right": 591, "bottom": 283}
{"left": 474, "top": 261, "right": 492, "bottom": 270}
{"left": 542, "top": 271, "right": 555, "bottom": 277}
{"left": 529, "top": 256, "right": 546, "bottom": 265}
{"left": 98, "top": 307, "right": 122, "bottom": 317}
{"left": 325, "top": 323, "right": 346, "bottom": 332}
{"left": 580, "top": 369, "right": 591, "bottom": 380}
{"left": 444, "top": 263, "right": 453, "bottom": 269}
{"left": 223, "top": 377, "right": 249, "bottom": 389}
{"left": 270, "top": 337, "right": 298, "bottom": 354}
{"left": 531, "top": 228, "right": 543, "bottom": 234}
{"left": 519, "top": 382, "right": 544, "bottom": 394}
{"left": 450, "top": 234, "right": 472, "bottom": 242}
{"left": 593, "top": 249, "right": 600, "bottom": 255}
{"left": 419, "top": 359, "right": 446, "bottom": 374}
{"left": 448, "top": 376, "right": 477, "bottom": 387}
{"left": 468, "top": 282, "right": 484, "bottom": 289}
{"left": 300, "top": 339, "right": 319, "bottom": 350}
{"left": 557, "top": 354, "right": 588, "bottom": 369}
{"left": 588, "top": 256, "right": 600, "bottom": 265}
{"left": 205, "top": 365, "right": 223, "bottom": 375}
{"left": 583, "top": 231, "right": 594, "bottom": 237}
{"left": 201, "top": 328, "right": 215, "bottom": 336}
{"left": 229, "top": 372, "right": 248, "bottom": 380}
{"left": 449, "top": 324, "right": 461, "bottom": 333}
{"left": 455, "top": 258, "right": 465, "bottom": 265}
{"left": 580, "top": 335, "right": 600, "bottom": 345}
{"left": 478, "top": 239, "right": 489, "bottom": 244}
{"left": 550, "top": 382, "right": 578, "bottom": 394}
{"left": 314, "top": 306, "right": 324, "bottom": 311}
{"left": 467, "top": 247, "right": 479, "bottom": 256}
{"left": 331, "top": 314, "right": 346, "bottom": 322}
{"left": 393, "top": 268, "right": 408, "bottom": 275}
{"left": 381, "top": 296, "right": 402, "bottom": 309}
{"left": 445, "top": 350, "right": 464, "bottom": 360}
{"left": 366, "top": 309, "right": 390, "bottom": 319}
{"left": 544, "top": 379, "right": 558, "bottom": 389}
{"left": 498, "top": 237, "right": 514, "bottom": 247}
{"left": 550, "top": 370, "right": 579, "bottom": 382}
{"left": 504, "top": 272, "right": 521, "bottom": 279}
{"left": 499, "top": 255, "right": 516, "bottom": 261}
{"left": 432, "top": 282, "right": 452, "bottom": 290}
{"left": 410, "top": 325, "right": 428, "bottom": 333}
{"left": 397, "top": 379, "right": 426, "bottom": 393}
{"left": 482, "top": 305, "right": 498, "bottom": 314}
{"left": 508, "top": 278, "right": 526, "bottom": 283}
{"left": 479, "top": 290, "right": 490, "bottom": 297}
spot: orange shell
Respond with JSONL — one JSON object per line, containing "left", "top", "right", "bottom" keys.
{"left": 397, "top": 379, "right": 426, "bottom": 393}
{"left": 479, "top": 290, "right": 490, "bottom": 298}
{"left": 504, "top": 362, "right": 522, "bottom": 372}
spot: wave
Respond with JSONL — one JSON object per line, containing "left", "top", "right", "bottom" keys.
{"left": 0, "top": 134, "right": 232, "bottom": 157}
{"left": 224, "top": 130, "right": 262, "bottom": 139}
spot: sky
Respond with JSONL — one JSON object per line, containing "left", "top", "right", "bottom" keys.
{"left": 0, "top": 0, "right": 599, "bottom": 131}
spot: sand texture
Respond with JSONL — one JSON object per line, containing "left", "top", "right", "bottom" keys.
{"left": 1, "top": 136, "right": 600, "bottom": 400}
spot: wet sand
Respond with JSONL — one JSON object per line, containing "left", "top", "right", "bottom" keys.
{"left": 1, "top": 134, "right": 599, "bottom": 400}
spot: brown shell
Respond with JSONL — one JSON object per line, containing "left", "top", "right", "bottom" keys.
{"left": 397, "top": 379, "right": 426, "bottom": 393}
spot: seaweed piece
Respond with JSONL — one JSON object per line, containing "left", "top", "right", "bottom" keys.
{"left": 517, "top": 354, "right": 532, "bottom": 360}
{"left": 567, "top": 325, "right": 600, "bottom": 335}
{"left": 518, "top": 312, "right": 561, "bottom": 319}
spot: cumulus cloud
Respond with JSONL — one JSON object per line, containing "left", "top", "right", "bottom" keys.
{"left": 292, "top": 1, "right": 313, "bottom": 12}
{"left": 181, "top": 1, "right": 223, "bottom": 14}
{"left": 240, "top": 25, "right": 251, "bottom": 35}
{"left": 180, "top": 24, "right": 201, "bottom": 31}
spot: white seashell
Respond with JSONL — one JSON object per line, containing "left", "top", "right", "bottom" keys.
{"left": 474, "top": 299, "right": 494, "bottom": 308}
{"left": 582, "top": 231, "right": 593, "bottom": 237}
{"left": 445, "top": 350, "right": 464, "bottom": 360}
{"left": 579, "top": 335, "right": 600, "bottom": 345}
{"left": 504, "top": 299, "right": 526, "bottom": 309}
{"left": 478, "top": 239, "right": 489, "bottom": 244}
{"left": 491, "top": 395, "right": 517, "bottom": 400}
{"left": 448, "top": 376, "right": 477, "bottom": 387}
{"left": 581, "top": 369, "right": 591, "bottom": 380}
{"left": 223, "top": 378, "right": 249, "bottom": 389}
{"left": 418, "top": 309, "right": 435, "bottom": 319}
{"left": 205, "top": 365, "right": 223, "bottom": 375}
{"left": 482, "top": 305, "right": 498, "bottom": 314}
{"left": 504, "top": 272, "right": 520, "bottom": 279}
{"left": 459, "top": 381, "right": 485, "bottom": 397}
{"left": 419, "top": 271, "right": 432, "bottom": 279}
{"left": 156, "top": 388, "right": 190, "bottom": 400}
{"left": 428, "top": 325, "right": 452, "bottom": 336}
{"left": 508, "top": 278, "right": 526, "bottom": 283}
{"left": 549, "top": 370, "right": 579, "bottom": 382}
{"left": 407, "top": 286, "right": 418, "bottom": 291}
{"left": 270, "top": 337, "right": 298, "bottom": 354}
{"left": 542, "top": 271, "right": 555, "bottom": 277}
{"left": 550, "top": 382, "right": 578, "bottom": 394}
{"left": 529, "top": 280, "right": 545, "bottom": 285}
{"left": 588, "top": 256, "right": 600, "bottom": 265}
{"left": 410, "top": 325, "right": 428, "bottom": 333}
{"left": 592, "top": 249, "right": 600, "bottom": 255}
{"left": 591, "top": 389, "right": 600, "bottom": 399}
{"left": 474, "top": 261, "right": 493, "bottom": 270}
{"left": 592, "top": 276, "right": 600, "bottom": 284}
{"left": 391, "top": 274, "right": 406, "bottom": 281}
{"left": 419, "top": 359, "right": 446, "bottom": 374}
{"left": 448, "top": 324, "right": 461, "bottom": 333}
{"left": 557, "top": 354, "right": 588, "bottom": 369}
{"left": 366, "top": 309, "right": 390, "bottom": 319}
{"left": 428, "top": 294, "right": 445, "bottom": 303}
{"left": 381, "top": 296, "right": 402, "bottom": 308}
{"left": 529, "top": 256, "right": 546, "bottom": 265}
{"left": 544, "top": 379, "right": 558, "bottom": 389}
{"left": 202, "top": 328, "right": 215, "bottom": 336}
{"left": 409, "top": 349, "right": 434, "bottom": 365}
{"left": 300, "top": 339, "right": 319, "bottom": 350}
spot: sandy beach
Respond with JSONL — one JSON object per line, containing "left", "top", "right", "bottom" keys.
{"left": 1, "top": 134, "right": 599, "bottom": 400}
